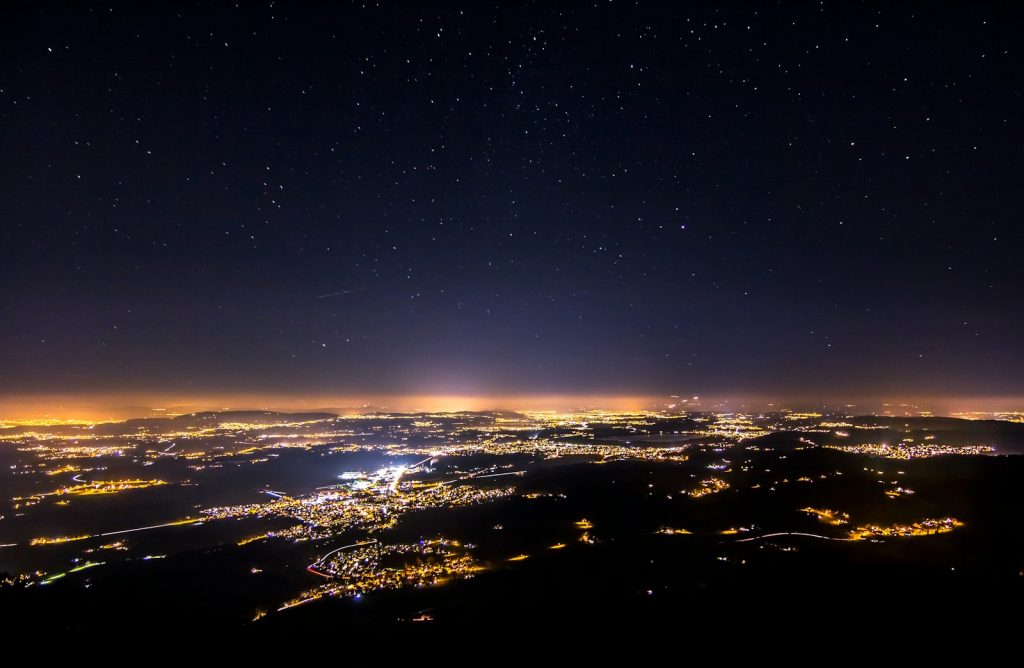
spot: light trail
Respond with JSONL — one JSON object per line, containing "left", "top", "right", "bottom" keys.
{"left": 99, "top": 517, "right": 204, "bottom": 537}
{"left": 388, "top": 456, "right": 436, "bottom": 495}
{"left": 39, "top": 561, "right": 104, "bottom": 585}
{"left": 407, "top": 456, "right": 434, "bottom": 470}
{"left": 733, "top": 531, "right": 854, "bottom": 543}
{"left": 389, "top": 466, "right": 407, "bottom": 494}
{"left": 278, "top": 594, "right": 321, "bottom": 611}
{"left": 309, "top": 539, "right": 379, "bottom": 573}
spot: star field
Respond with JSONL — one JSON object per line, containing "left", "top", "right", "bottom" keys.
{"left": 1, "top": 2, "right": 1022, "bottom": 400}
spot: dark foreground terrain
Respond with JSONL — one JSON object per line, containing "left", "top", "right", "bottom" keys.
{"left": 2, "top": 409, "right": 1022, "bottom": 640}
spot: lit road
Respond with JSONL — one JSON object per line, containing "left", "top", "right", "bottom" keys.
{"left": 733, "top": 532, "right": 853, "bottom": 543}
{"left": 309, "top": 538, "right": 379, "bottom": 576}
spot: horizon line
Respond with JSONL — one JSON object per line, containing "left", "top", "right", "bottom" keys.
{"left": 1, "top": 391, "right": 1023, "bottom": 422}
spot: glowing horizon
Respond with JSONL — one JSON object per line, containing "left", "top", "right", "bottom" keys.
{"left": 1, "top": 390, "right": 1022, "bottom": 423}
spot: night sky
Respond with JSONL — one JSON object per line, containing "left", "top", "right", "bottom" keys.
{"left": 2, "top": 2, "right": 1022, "bottom": 404}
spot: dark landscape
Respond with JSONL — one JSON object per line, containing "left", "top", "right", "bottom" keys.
{"left": 2, "top": 409, "right": 1021, "bottom": 637}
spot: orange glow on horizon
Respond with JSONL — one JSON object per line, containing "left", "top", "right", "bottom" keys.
{"left": 0, "top": 392, "right": 666, "bottom": 422}
{"left": 0, "top": 391, "right": 1021, "bottom": 423}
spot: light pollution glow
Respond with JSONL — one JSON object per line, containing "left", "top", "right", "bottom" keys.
{"left": 0, "top": 391, "right": 1022, "bottom": 423}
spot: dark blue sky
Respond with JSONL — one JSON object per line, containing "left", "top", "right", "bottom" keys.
{"left": 1, "top": 1, "right": 1022, "bottom": 400}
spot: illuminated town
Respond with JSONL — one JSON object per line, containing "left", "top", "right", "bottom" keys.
{"left": 1, "top": 406, "right": 1019, "bottom": 630}
{"left": 282, "top": 538, "right": 484, "bottom": 611}
{"left": 823, "top": 442, "right": 996, "bottom": 459}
